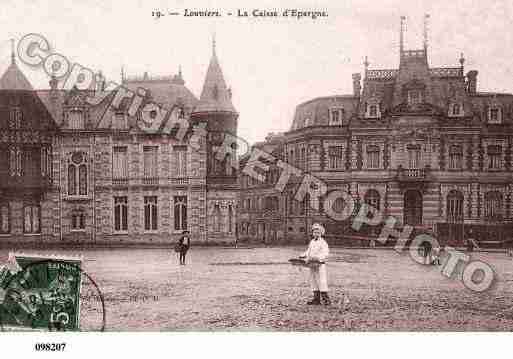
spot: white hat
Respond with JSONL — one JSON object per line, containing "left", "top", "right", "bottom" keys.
{"left": 311, "top": 223, "right": 325, "bottom": 236}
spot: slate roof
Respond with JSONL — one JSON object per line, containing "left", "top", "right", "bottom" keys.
{"left": 0, "top": 60, "right": 34, "bottom": 90}
{"left": 290, "top": 95, "right": 359, "bottom": 130}
{"left": 123, "top": 77, "right": 198, "bottom": 111}
{"left": 193, "top": 49, "right": 237, "bottom": 114}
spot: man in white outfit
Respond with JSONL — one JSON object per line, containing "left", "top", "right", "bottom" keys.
{"left": 300, "top": 223, "right": 330, "bottom": 305}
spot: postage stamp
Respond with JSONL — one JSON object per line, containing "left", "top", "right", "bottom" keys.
{"left": 0, "top": 253, "right": 83, "bottom": 331}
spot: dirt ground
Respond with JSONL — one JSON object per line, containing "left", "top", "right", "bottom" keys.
{"left": 1, "top": 246, "right": 512, "bottom": 331}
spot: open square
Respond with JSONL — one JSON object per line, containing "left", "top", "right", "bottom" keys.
{"left": 2, "top": 246, "right": 511, "bottom": 331}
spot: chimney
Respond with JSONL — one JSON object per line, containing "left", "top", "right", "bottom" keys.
{"left": 466, "top": 70, "right": 478, "bottom": 94}
{"left": 49, "top": 74, "right": 59, "bottom": 101}
{"left": 352, "top": 73, "right": 361, "bottom": 97}
{"left": 95, "top": 71, "right": 105, "bottom": 92}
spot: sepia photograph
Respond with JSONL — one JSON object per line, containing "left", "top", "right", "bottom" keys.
{"left": 0, "top": 0, "right": 512, "bottom": 356}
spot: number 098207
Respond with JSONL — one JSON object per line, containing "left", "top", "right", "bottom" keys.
{"left": 34, "top": 343, "right": 66, "bottom": 351}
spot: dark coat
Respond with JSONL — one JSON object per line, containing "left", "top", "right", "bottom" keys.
{"left": 178, "top": 236, "right": 190, "bottom": 253}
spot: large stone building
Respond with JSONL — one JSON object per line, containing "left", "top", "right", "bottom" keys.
{"left": 238, "top": 18, "right": 513, "bottom": 246}
{"left": 0, "top": 41, "right": 238, "bottom": 244}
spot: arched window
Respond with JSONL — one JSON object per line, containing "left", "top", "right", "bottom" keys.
{"left": 68, "top": 152, "right": 87, "bottom": 196}
{"left": 114, "top": 196, "right": 128, "bottom": 232}
{"left": 0, "top": 201, "right": 10, "bottom": 234}
{"left": 174, "top": 196, "right": 187, "bottom": 231}
{"left": 144, "top": 196, "right": 158, "bottom": 231}
{"left": 446, "top": 190, "right": 464, "bottom": 222}
{"left": 213, "top": 204, "right": 222, "bottom": 232}
{"left": 484, "top": 191, "right": 503, "bottom": 221}
{"left": 364, "top": 189, "right": 381, "bottom": 211}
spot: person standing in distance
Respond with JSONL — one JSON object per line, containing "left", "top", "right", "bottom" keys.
{"left": 300, "top": 223, "right": 330, "bottom": 305}
{"left": 178, "top": 230, "right": 191, "bottom": 265}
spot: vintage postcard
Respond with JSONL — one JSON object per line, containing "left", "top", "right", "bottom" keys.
{"left": 0, "top": 0, "right": 512, "bottom": 356}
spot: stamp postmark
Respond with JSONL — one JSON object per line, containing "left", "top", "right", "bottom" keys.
{"left": 0, "top": 253, "right": 105, "bottom": 331}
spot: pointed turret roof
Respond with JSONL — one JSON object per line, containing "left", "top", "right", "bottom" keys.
{"left": 0, "top": 42, "right": 34, "bottom": 90}
{"left": 193, "top": 38, "right": 237, "bottom": 114}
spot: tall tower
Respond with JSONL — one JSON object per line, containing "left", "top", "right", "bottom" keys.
{"left": 191, "top": 37, "right": 239, "bottom": 243}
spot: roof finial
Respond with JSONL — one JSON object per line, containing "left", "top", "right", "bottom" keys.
{"left": 459, "top": 52, "right": 465, "bottom": 67}
{"left": 423, "top": 14, "right": 430, "bottom": 51}
{"left": 178, "top": 64, "right": 182, "bottom": 78}
{"left": 364, "top": 56, "right": 369, "bottom": 71}
{"left": 400, "top": 16, "right": 406, "bottom": 54}
{"left": 10, "top": 38, "right": 15, "bottom": 64}
{"left": 212, "top": 31, "right": 216, "bottom": 56}
{"left": 121, "top": 65, "right": 125, "bottom": 83}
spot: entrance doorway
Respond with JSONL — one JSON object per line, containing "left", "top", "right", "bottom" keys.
{"left": 404, "top": 190, "right": 423, "bottom": 226}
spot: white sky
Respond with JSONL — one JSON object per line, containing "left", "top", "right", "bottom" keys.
{"left": 1, "top": 0, "right": 513, "bottom": 145}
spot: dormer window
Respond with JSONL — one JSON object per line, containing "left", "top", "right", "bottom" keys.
{"left": 369, "top": 105, "right": 377, "bottom": 117}
{"left": 488, "top": 107, "right": 502, "bottom": 124}
{"left": 449, "top": 103, "right": 464, "bottom": 117}
{"left": 114, "top": 111, "right": 127, "bottom": 129}
{"left": 408, "top": 90, "right": 423, "bottom": 105}
{"left": 329, "top": 108, "right": 344, "bottom": 125}
{"left": 68, "top": 109, "right": 84, "bottom": 129}
{"left": 365, "top": 101, "right": 380, "bottom": 119}
{"left": 303, "top": 117, "right": 312, "bottom": 127}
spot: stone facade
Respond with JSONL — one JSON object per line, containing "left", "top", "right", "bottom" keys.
{"left": 238, "top": 24, "right": 513, "bottom": 246}
{"left": 0, "top": 42, "right": 238, "bottom": 245}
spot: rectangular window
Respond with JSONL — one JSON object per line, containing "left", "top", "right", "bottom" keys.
{"left": 68, "top": 110, "right": 84, "bottom": 129}
{"left": 71, "top": 211, "right": 86, "bottom": 231}
{"left": 449, "top": 145, "right": 463, "bottom": 170}
{"left": 489, "top": 108, "right": 501, "bottom": 124}
{"left": 143, "top": 146, "right": 158, "bottom": 183}
{"left": 112, "top": 146, "right": 128, "bottom": 180}
{"left": 488, "top": 145, "right": 502, "bottom": 170}
{"left": 173, "top": 146, "right": 188, "bottom": 178}
{"left": 330, "top": 109, "right": 344, "bottom": 125}
{"left": 144, "top": 196, "right": 158, "bottom": 231}
{"left": 328, "top": 146, "right": 344, "bottom": 169}
{"left": 24, "top": 203, "right": 40, "bottom": 234}
{"left": 174, "top": 196, "right": 187, "bottom": 231}
{"left": 407, "top": 146, "right": 421, "bottom": 169}
{"left": 9, "top": 107, "right": 22, "bottom": 129}
{"left": 366, "top": 145, "right": 380, "bottom": 169}
{"left": 408, "top": 90, "right": 423, "bottom": 105}
{"left": 114, "top": 196, "right": 128, "bottom": 232}
{"left": 9, "top": 146, "right": 22, "bottom": 176}
{"left": 0, "top": 202, "right": 10, "bottom": 234}
{"left": 113, "top": 112, "right": 127, "bottom": 129}
{"left": 369, "top": 105, "right": 377, "bottom": 117}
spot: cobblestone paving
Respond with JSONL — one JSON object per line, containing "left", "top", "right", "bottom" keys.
{"left": 1, "top": 247, "right": 512, "bottom": 331}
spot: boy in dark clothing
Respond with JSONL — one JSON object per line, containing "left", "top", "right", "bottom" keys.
{"left": 178, "top": 231, "right": 191, "bottom": 265}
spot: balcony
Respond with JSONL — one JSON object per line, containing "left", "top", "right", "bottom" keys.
{"left": 112, "top": 178, "right": 129, "bottom": 186}
{"left": 396, "top": 166, "right": 431, "bottom": 190}
{"left": 142, "top": 177, "right": 159, "bottom": 186}
{"left": 170, "top": 178, "right": 189, "bottom": 186}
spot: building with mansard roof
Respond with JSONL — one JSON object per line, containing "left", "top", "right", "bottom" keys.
{"left": 238, "top": 17, "right": 513, "bottom": 246}
{"left": 0, "top": 40, "right": 238, "bottom": 244}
